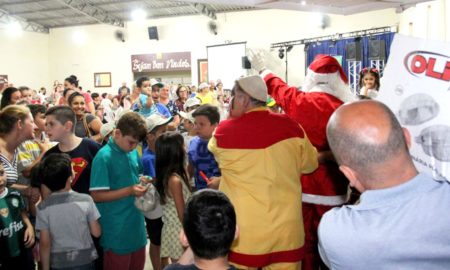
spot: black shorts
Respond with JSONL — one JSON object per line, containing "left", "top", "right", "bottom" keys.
{"left": 145, "top": 217, "right": 163, "bottom": 246}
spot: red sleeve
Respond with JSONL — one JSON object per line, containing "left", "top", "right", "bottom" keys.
{"left": 262, "top": 72, "right": 303, "bottom": 114}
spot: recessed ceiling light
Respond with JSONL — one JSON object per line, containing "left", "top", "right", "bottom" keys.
{"left": 131, "top": 9, "right": 147, "bottom": 22}
{"left": 7, "top": 21, "right": 23, "bottom": 37}
{"left": 72, "top": 30, "right": 87, "bottom": 45}
{"left": 301, "top": 1, "right": 307, "bottom": 5}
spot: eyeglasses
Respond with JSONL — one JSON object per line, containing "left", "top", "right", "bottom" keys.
{"left": 361, "top": 67, "right": 379, "bottom": 74}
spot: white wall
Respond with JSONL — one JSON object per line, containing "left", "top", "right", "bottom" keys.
{"left": 398, "top": 0, "right": 450, "bottom": 41}
{"left": 47, "top": 8, "right": 400, "bottom": 91}
{"left": 0, "top": 0, "right": 448, "bottom": 93}
{"left": 0, "top": 30, "right": 49, "bottom": 90}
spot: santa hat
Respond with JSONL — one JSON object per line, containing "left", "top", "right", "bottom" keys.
{"left": 303, "top": 54, "right": 354, "bottom": 102}
{"left": 308, "top": 54, "right": 348, "bottom": 84}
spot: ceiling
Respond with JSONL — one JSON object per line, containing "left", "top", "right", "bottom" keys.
{"left": 0, "top": 0, "right": 431, "bottom": 33}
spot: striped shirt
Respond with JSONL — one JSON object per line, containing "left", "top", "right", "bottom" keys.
{"left": 0, "top": 150, "right": 18, "bottom": 185}
{"left": 17, "top": 140, "right": 42, "bottom": 185}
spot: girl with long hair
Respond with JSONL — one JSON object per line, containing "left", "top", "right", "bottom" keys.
{"left": 154, "top": 132, "right": 191, "bottom": 264}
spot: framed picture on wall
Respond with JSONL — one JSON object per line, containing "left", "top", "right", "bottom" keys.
{"left": 94, "top": 72, "right": 111, "bottom": 87}
{"left": 197, "top": 59, "right": 208, "bottom": 84}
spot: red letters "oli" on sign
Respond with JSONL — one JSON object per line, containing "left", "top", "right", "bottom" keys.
{"left": 405, "top": 51, "right": 450, "bottom": 81}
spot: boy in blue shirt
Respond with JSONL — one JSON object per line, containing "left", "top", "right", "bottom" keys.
{"left": 188, "top": 105, "right": 221, "bottom": 190}
{"left": 90, "top": 112, "right": 148, "bottom": 270}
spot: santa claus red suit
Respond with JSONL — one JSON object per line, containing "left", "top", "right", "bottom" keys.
{"left": 260, "top": 55, "right": 354, "bottom": 270}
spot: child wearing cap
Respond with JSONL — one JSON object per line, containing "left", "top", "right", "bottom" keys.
{"left": 183, "top": 97, "right": 201, "bottom": 112}
{"left": 196, "top": 83, "right": 213, "bottom": 105}
{"left": 141, "top": 113, "right": 172, "bottom": 270}
{"left": 179, "top": 111, "right": 196, "bottom": 188}
{"left": 179, "top": 111, "right": 196, "bottom": 154}
{"left": 188, "top": 105, "right": 221, "bottom": 190}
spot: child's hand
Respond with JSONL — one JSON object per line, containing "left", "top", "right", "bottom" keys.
{"left": 24, "top": 226, "right": 35, "bottom": 248}
{"left": 130, "top": 184, "right": 148, "bottom": 197}
{"left": 139, "top": 175, "right": 153, "bottom": 185}
{"left": 30, "top": 188, "right": 41, "bottom": 204}
{"left": 207, "top": 177, "right": 221, "bottom": 190}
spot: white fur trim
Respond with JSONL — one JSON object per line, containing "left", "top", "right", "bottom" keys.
{"left": 303, "top": 69, "right": 355, "bottom": 102}
{"left": 259, "top": 69, "right": 272, "bottom": 80}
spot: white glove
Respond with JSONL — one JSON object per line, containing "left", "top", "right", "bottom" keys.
{"left": 247, "top": 49, "right": 266, "bottom": 72}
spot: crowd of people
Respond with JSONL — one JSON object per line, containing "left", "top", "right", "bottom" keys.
{"left": 0, "top": 52, "right": 449, "bottom": 270}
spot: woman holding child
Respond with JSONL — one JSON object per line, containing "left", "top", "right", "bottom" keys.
{"left": 0, "top": 105, "right": 38, "bottom": 195}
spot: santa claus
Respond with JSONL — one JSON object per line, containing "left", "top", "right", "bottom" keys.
{"left": 249, "top": 51, "right": 355, "bottom": 270}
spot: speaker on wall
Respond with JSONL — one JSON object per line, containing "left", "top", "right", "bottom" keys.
{"left": 369, "top": 40, "right": 386, "bottom": 60}
{"left": 148, "top": 26, "right": 159, "bottom": 40}
{"left": 242, "top": 56, "right": 251, "bottom": 69}
{"left": 346, "top": 42, "right": 362, "bottom": 61}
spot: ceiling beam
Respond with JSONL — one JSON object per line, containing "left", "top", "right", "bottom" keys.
{"left": 0, "top": 8, "right": 49, "bottom": 33}
{"left": 0, "top": 0, "right": 53, "bottom": 7}
{"left": 11, "top": 2, "right": 194, "bottom": 17}
{"left": 56, "top": 0, "right": 124, "bottom": 27}
{"left": 12, "top": 7, "right": 71, "bottom": 16}
{"left": 26, "top": 3, "right": 196, "bottom": 22}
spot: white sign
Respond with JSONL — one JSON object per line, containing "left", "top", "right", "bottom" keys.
{"left": 378, "top": 34, "right": 450, "bottom": 181}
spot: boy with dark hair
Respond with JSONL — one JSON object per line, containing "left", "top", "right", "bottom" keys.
{"left": 90, "top": 111, "right": 149, "bottom": 270}
{"left": 36, "top": 153, "right": 101, "bottom": 270}
{"left": 166, "top": 189, "right": 238, "bottom": 270}
{"left": 34, "top": 106, "right": 101, "bottom": 197}
{"left": 141, "top": 113, "right": 172, "bottom": 270}
{"left": 0, "top": 162, "right": 35, "bottom": 270}
{"left": 188, "top": 104, "right": 221, "bottom": 190}
{"left": 31, "top": 105, "right": 103, "bottom": 269}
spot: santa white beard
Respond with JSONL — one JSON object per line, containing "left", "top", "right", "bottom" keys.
{"left": 302, "top": 70, "right": 355, "bottom": 103}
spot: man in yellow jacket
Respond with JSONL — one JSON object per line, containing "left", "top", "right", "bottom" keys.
{"left": 208, "top": 75, "right": 318, "bottom": 270}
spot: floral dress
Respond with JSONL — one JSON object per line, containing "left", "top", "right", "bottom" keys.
{"left": 161, "top": 176, "right": 191, "bottom": 259}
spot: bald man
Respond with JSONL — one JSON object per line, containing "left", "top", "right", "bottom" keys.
{"left": 318, "top": 100, "right": 450, "bottom": 270}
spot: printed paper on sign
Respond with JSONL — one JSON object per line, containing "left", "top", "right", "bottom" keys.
{"left": 377, "top": 34, "right": 450, "bottom": 182}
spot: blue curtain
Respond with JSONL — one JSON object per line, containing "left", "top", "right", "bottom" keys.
{"left": 305, "top": 32, "right": 395, "bottom": 76}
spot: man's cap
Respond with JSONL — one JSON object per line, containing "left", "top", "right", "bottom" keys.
{"left": 150, "top": 78, "right": 164, "bottom": 88}
{"left": 146, "top": 113, "right": 173, "bottom": 133}
{"left": 237, "top": 75, "right": 267, "bottom": 102}
{"left": 179, "top": 110, "right": 195, "bottom": 124}
{"left": 184, "top": 97, "right": 201, "bottom": 111}
{"left": 198, "top": 82, "right": 209, "bottom": 90}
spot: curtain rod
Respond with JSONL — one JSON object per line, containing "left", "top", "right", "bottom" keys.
{"left": 270, "top": 26, "right": 397, "bottom": 49}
